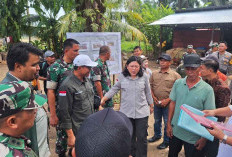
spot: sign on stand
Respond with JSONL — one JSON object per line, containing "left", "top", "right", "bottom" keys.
{"left": 66, "top": 32, "right": 122, "bottom": 75}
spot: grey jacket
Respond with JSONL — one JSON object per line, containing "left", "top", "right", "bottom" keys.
{"left": 105, "top": 73, "right": 153, "bottom": 119}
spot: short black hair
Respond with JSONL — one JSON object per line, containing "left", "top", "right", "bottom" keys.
{"left": 7, "top": 42, "right": 42, "bottom": 71}
{"left": 201, "top": 60, "right": 219, "bottom": 73}
{"left": 122, "top": 56, "right": 143, "bottom": 77}
{"left": 133, "top": 46, "right": 141, "bottom": 51}
{"left": 99, "top": 46, "right": 110, "bottom": 55}
{"left": 219, "top": 41, "right": 228, "bottom": 47}
{"left": 63, "top": 39, "right": 80, "bottom": 51}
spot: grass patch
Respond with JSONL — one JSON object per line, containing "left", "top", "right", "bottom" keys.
{"left": 121, "top": 40, "right": 153, "bottom": 53}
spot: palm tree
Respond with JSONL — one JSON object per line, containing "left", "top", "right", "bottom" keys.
{"left": 29, "top": 0, "right": 64, "bottom": 53}
{"left": 57, "top": 0, "right": 148, "bottom": 43}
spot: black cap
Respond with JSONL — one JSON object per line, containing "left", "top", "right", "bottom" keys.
{"left": 201, "top": 54, "right": 219, "bottom": 63}
{"left": 75, "top": 108, "right": 133, "bottom": 157}
{"left": 158, "top": 53, "right": 171, "bottom": 61}
{"left": 184, "top": 54, "right": 201, "bottom": 68}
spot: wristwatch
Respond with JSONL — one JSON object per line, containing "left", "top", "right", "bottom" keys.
{"left": 221, "top": 135, "right": 228, "bottom": 144}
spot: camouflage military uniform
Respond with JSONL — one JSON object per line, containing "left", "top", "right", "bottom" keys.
{"left": 1, "top": 72, "right": 40, "bottom": 156}
{"left": 0, "top": 133, "right": 38, "bottom": 157}
{"left": 46, "top": 58, "right": 73, "bottom": 155}
{"left": 90, "top": 58, "right": 113, "bottom": 107}
{"left": 0, "top": 81, "right": 46, "bottom": 157}
{"left": 176, "top": 63, "right": 186, "bottom": 78}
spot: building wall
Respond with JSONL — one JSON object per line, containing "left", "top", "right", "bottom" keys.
{"left": 173, "top": 29, "right": 221, "bottom": 50}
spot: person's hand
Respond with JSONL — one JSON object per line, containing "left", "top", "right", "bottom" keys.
{"left": 167, "top": 122, "right": 173, "bottom": 139}
{"left": 160, "top": 99, "right": 169, "bottom": 108}
{"left": 150, "top": 105, "right": 154, "bottom": 114}
{"left": 203, "top": 110, "right": 215, "bottom": 117}
{"left": 152, "top": 96, "right": 159, "bottom": 104}
{"left": 195, "top": 138, "right": 207, "bottom": 150}
{"left": 36, "top": 90, "right": 42, "bottom": 95}
{"left": 228, "top": 75, "right": 232, "bottom": 80}
{"left": 50, "top": 114, "right": 59, "bottom": 127}
{"left": 99, "top": 105, "right": 104, "bottom": 111}
{"left": 100, "top": 98, "right": 106, "bottom": 107}
{"left": 67, "top": 134, "right": 76, "bottom": 147}
{"left": 207, "top": 123, "right": 224, "bottom": 140}
{"left": 72, "top": 147, "right": 76, "bottom": 157}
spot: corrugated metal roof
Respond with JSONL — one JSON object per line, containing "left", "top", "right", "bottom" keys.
{"left": 149, "top": 9, "right": 232, "bottom": 26}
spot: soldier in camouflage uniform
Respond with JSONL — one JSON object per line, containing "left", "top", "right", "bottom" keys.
{"left": 1, "top": 42, "right": 50, "bottom": 156}
{"left": 91, "top": 46, "right": 113, "bottom": 108}
{"left": 46, "top": 39, "right": 80, "bottom": 156}
{"left": 176, "top": 45, "right": 197, "bottom": 78}
{"left": 0, "top": 81, "right": 47, "bottom": 157}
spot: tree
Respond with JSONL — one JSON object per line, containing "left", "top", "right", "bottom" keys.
{"left": 29, "top": 0, "right": 64, "bottom": 53}
{"left": 0, "top": 0, "right": 28, "bottom": 42}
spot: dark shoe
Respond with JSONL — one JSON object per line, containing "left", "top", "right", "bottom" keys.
{"left": 157, "top": 142, "right": 169, "bottom": 149}
{"left": 147, "top": 136, "right": 161, "bottom": 143}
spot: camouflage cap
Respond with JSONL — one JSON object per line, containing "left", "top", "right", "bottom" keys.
{"left": 0, "top": 81, "right": 47, "bottom": 118}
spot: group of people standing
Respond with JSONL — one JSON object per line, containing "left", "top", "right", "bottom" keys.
{"left": 0, "top": 40, "right": 152, "bottom": 157}
{"left": 1, "top": 39, "right": 232, "bottom": 157}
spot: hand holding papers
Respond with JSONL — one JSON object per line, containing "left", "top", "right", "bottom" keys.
{"left": 178, "top": 104, "right": 217, "bottom": 141}
{"left": 178, "top": 104, "right": 232, "bottom": 141}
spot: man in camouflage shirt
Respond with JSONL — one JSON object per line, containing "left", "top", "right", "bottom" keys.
{"left": 91, "top": 46, "right": 113, "bottom": 108}
{"left": 46, "top": 38, "right": 79, "bottom": 156}
{"left": 0, "top": 81, "right": 46, "bottom": 157}
{"left": 1, "top": 42, "right": 49, "bottom": 156}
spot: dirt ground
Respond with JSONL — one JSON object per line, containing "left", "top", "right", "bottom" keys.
{"left": 0, "top": 61, "right": 184, "bottom": 157}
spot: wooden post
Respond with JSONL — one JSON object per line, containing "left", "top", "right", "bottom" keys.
{"left": 211, "top": 25, "right": 215, "bottom": 42}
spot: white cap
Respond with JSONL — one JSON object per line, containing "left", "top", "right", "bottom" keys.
{"left": 73, "top": 54, "right": 98, "bottom": 67}
{"left": 44, "top": 50, "right": 55, "bottom": 57}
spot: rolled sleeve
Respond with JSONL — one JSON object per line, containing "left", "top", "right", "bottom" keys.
{"left": 229, "top": 105, "right": 232, "bottom": 111}
{"left": 46, "top": 64, "right": 59, "bottom": 89}
{"left": 46, "top": 81, "right": 57, "bottom": 89}
{"left": 91, "top": 66, "right": 101, "bottom": 81}
{"left": 58, "top": 85, "right": 73, "bottom": 130}
{"left": 92, "top": 75, "right": 101, "bottom": 81}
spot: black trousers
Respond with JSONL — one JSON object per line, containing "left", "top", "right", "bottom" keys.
{"left": 129, "top": 117, "right": 148, "bottom": 157}
{"left": 194, "top": 139, "right": 219, "bottom": 157}
{"left": 168, "top": 136, "right": 204, "bottom": 157}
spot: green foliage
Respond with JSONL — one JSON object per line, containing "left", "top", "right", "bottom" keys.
{"left": 121, "top": 40, "right": 152, "bottom": 53}
{"left": 113, "top": 91, "right": 121, "bottom": 104}
{"left": 0, "top": 45, "right": 7, "bottom": 53}
{"left": 30, "top": 40, "right": 47, "bottom": 50}
{"left": 123, "top": 2, "right": 174, "bottom": 57}
{"left": 29, "top": 0, "right": 64, "bottom": 54}
{"left": 0, "top": 0, "right": 28, "bottom": 42}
